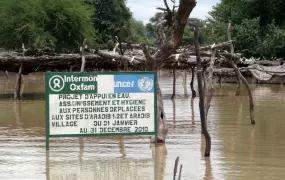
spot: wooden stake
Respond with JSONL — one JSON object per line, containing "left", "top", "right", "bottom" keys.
{"left": 171, "top": 66, "right": 176, "bottom": 99}
{"left": 5, "top": 71, "right": 9, "bottom": 79}
{"left": 14, "top": 43, "right": 25, "bottom": 100}
{"left": 190, "top": 67, "right": 196, "bottom": 98}
{"left": 173, "top": 156, "right": 179, "bottom": 180}
{"left": 14, "top": 63, "right": 23, "bottom": 100}
{"left": 80, "top": 38, "right": 87, "bottom": 72}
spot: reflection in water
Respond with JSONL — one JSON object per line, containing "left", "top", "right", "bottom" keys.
{"left": 13, "top": 101, "right": 22, "bottom": 125}
{"left": 79, "top": 138, "right": 84, "bottom": 163}
{"left": 119, "top": 136, "right": 126, "bottom": 158}
{"left": 1, "top": 73, "right": 285, "bottom": 179}
{"left": 191, "top": 97, "right": 195, "bottom": 125}
{"left": 4, "top": 79, "right": 9, "bottom": 94}
{"left": 45, "top": 141, "right": 167, "bottom": 180}
{"left": 152, "top": 144, "right": 167, "bottom": 180}
{"left": 172, "top": 99, "right": 176, "bottom": 125}
{"left": 46, "top": 151, "right": 50, "bottom": 180}
{"left": 201, "top": 135, "right": 213, "bottom": 180}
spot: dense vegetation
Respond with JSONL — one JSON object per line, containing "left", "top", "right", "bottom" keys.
{"left": 0, "top": 0, "right": 284, "bottom": 59}
{"left": 205, "top": 0, "right": 285, "bottom": 58}
{"left": 0, "top": 0, "right": 147, "bottom": 52}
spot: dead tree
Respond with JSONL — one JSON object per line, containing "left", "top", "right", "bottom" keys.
{"left": 14, "top": 44, "right": 25, "bottom": 100}
{"left": 92, "top": 0, "right": 197, "bottom": 143}
{"left": 194, "top": 28, "right": 211, "bottom": 156}
{"left": 190, "top": 67, "right": 196, "bottom": 97}
{"left": 226, "top": 23, "right": 255, "bottom": 125}
{"left": 171, "top": 66, "right": 176, "bottom": 99}
{"left": 227, "top": 22, "right": 242, "bottom": 96}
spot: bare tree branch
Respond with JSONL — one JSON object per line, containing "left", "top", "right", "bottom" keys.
{"left": 153, "top": 0, "right": 197, "bottom": 61}
{"left": 163, "top": 0, "right": 171, "bottom": 14}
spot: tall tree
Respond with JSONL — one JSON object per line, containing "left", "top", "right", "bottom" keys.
{"left": 91, "top": 0, "right": 132, "bottom": 47}
{"left": 206, "top": 0, "right": 285, "bottom": 58}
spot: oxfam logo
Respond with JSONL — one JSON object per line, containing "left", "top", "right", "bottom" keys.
{"left": 49, "top": 75, "right": 65, "bottom": 92}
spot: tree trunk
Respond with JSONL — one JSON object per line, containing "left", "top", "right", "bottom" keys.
{"left": 150, "top": 83, "right": 168, "bottom": 143}
{"left": 171, "top": 67, "right": 176, "bottom": 99}
{"left": 204, "top": 50, "right": 217, "bottom": 117}
{"left": 14, "top": 63, "right": 23, "bottom": 100}
{"left": 190, "top": 67, "right": 196, "bottom": 98}
{"left": 194, "top": 28, "right": 211, "bottom": 157}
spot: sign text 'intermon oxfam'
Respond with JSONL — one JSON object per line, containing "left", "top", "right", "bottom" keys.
{"left": 45, "top": 72, "right": 157, "bottom": 138}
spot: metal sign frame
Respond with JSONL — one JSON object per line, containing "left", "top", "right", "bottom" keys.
{"left": 45, "top": 71, "right": 158, "bottom": 150}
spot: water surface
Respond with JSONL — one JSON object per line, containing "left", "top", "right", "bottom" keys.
{"left": 1, "top": 71, "right": 285, "bottom": 180}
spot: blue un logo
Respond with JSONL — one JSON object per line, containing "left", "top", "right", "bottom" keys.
{"left": 138, "top": 77, "right": 154, "bottom": 92}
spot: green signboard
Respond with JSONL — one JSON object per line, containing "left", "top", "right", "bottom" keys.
{"left": 45, "top": 72, "right": 157, "bottom": 150}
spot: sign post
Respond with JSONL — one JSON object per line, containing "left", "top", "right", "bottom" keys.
{"left": 45, "top": 72, "right": 157, "bottom": 150}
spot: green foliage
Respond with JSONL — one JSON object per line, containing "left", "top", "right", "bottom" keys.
{"left": 91, "top": 0, "right": 132, "bottom": 47}
{"left": 145, "top": 12, "right": 207, "bottom": 46}
{"left": 128, "top": 19, "right": 147, "bottom": 43}
{"left": 206, "top": 0, "right": 285, "bottom": 58}
{"left": 0, "top": 0, "right": 95, "bottom": 52}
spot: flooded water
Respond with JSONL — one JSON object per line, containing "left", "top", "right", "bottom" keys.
{"left": 1, "top": 71, "right": 285, "bottom": 180}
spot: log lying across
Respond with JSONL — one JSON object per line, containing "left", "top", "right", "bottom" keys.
{"left": 0, "top": 50, "right": 211, "bottom": 74}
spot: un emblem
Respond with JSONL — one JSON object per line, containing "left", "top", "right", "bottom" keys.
{"left": 138, "top": 77, "right": 154, "bottom": 92}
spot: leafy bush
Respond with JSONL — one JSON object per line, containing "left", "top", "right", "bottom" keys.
{"left": 0, "top": 0, "right": 95, "bottom": 52}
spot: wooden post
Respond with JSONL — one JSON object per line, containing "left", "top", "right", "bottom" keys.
{"left": 172, "top": 99, "right": 176, "bottom": 124}
{"left": 14, "top": 43, "right": 25, "bottom": 100}
{"left": 190, "top": 67, "right": 196, "bottom": 98}
{"left": 194, "top": 27, "right": 211, "bottom": 157}
{"left": 79, "top": 39, "right": 87, "bottom": 152}
{"left": 5, "top": 71, "right": 9, "bottom": 79}
{"left": 124, "top": 60, "right": 128, "bottom": 71}
{"left": 14, "top": 63, "right": 23, "bottom": 100}
{"left": 171, "top": 66, "right": 176, "bottom": 99}
{"left": 80, "top": 38, "right": 87, "bottom": 72}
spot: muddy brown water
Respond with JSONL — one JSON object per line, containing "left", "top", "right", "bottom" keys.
{"left": 1, "top": 71, "right": 285, "bottom": 180}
